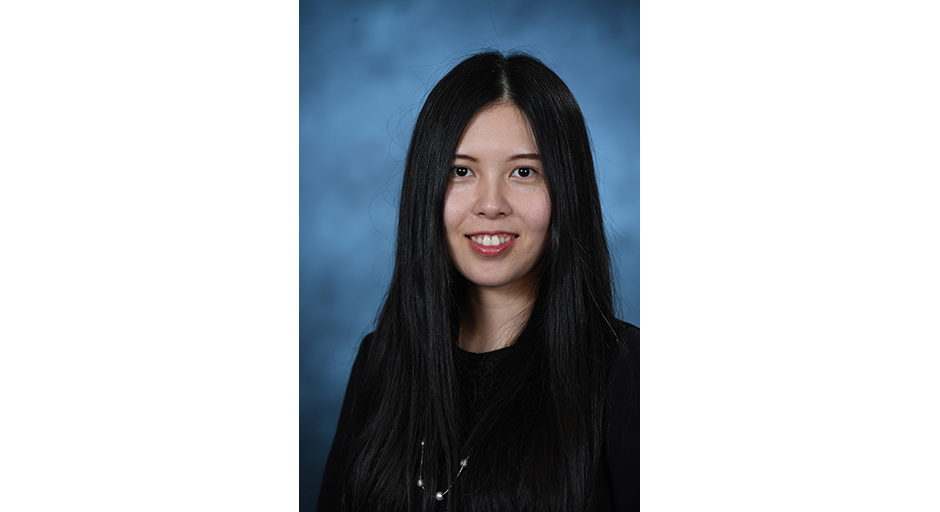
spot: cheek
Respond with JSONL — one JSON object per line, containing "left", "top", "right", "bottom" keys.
{"left": 442, "top": 189, "right": 464, "bottom": 240}
{"left": 529, "top": 193, "right": 552, "bottom": 241}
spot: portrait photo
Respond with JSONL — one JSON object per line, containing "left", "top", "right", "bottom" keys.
{"left": 300, "top": 0, "right": 640, "bottom": 510}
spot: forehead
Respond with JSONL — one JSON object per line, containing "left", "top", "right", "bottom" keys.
{"left": 455, "top": 103, "right": 537, "bottom": 155}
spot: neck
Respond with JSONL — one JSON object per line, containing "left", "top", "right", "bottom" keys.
{"left": 459, "top": 278, "right": 538, "bottom": 353}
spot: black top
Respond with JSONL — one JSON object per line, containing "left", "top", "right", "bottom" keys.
{"left": 317, "top": 322, "right": 639, "bottom": 511}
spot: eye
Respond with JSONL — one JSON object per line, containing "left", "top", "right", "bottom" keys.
{"left": 451, "top": 166, "right": 473, "bottom": 178}
{"left": 511, "top": 167, "right": 537, "bottom": 178}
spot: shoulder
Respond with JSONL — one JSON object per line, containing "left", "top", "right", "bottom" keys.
{"left": 607, "top": 320, "right": 638, "bottom": 407}
{"left": 317, "top": 331, "right": 378, "bottom": 511}
{"left": 358, "top": 331, "right": 376, "bottom": 357}
{"left": 614, "top": 320, "right": 639, "bottom": 353}
{"left": 333, "top": 331, "right": 377, "bottom": 414}
{"left": 603, "top": 322, "right": 639, "bottom": 512}
{"left": 609, "top": 320, "right": 638, "bottom": 376}
{"left": 349, "top": 331, "right": 376, "bottom": 382}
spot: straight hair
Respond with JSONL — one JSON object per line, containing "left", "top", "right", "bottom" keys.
{"left": 344, "top": 51, "right": 622, "bottom": 511}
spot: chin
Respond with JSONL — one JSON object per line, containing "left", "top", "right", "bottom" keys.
{"left": 463, "top": 270, "right": 536, "bottom": 291}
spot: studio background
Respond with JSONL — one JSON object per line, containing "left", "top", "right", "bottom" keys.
{"left": 300, "top": 0, "right": 639, "bottom": 508}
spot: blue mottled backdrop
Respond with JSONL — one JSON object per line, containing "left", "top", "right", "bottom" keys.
{"left": 300, "top": 0, "right": 639, "bottom": 507}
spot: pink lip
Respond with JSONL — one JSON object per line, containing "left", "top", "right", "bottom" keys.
{"left": 466, "top": 232, "right": 518, "bottom": 256}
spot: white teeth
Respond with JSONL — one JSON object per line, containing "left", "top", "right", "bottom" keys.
{"left": 471, "top": 235, "right": 513, "bottom": 246}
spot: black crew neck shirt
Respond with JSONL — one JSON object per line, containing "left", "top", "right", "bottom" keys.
{"left": 317, "top": 322, "right": 639, "bottom": 511}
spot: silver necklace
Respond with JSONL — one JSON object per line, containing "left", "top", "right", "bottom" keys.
{"left": 416, "top": 440, "right": 468, "bottom": 501}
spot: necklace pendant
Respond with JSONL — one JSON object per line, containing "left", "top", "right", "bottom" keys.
{"left": 417, "top": 440, "right": 467, "bottom": 502}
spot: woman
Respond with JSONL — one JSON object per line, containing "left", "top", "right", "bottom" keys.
{"left": 317, "top": 51, "right": 639, "bottom": 511}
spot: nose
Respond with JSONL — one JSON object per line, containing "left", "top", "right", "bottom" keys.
{"left": 473, "top": 175, "right": 511, "bottom": 218}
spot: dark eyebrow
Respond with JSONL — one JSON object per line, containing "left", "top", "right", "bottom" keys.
{"left": 452, "top": 153, "right": 540, "bottom": 162}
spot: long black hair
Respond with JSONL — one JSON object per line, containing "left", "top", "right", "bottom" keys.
{"left": 344, "top": 51, "right": 621, "bottom": 511}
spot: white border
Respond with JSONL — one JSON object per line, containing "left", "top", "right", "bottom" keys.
{"left": 643, "top": 1, "right": 940, "bottom": 510}
{"left": 0, "top": 1, "right": 298, "bottom": 510}
{"left": 3, "top": 0, "right": 940, "bottom": 509}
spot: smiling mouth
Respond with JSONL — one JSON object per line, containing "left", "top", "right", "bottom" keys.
{"left": 467, "top": 234, "right": 516, "bottom": 246}
{"left": 465, "top": 233, "right": 518, "bottom": 256}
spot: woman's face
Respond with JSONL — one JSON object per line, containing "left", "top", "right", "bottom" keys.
{"left": 443, "top": 102, "right": 551, "bottom": 293}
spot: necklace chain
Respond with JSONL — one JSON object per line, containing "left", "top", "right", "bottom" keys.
{"left": 416, "top": 440, "right": 468, "bottom": 502}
